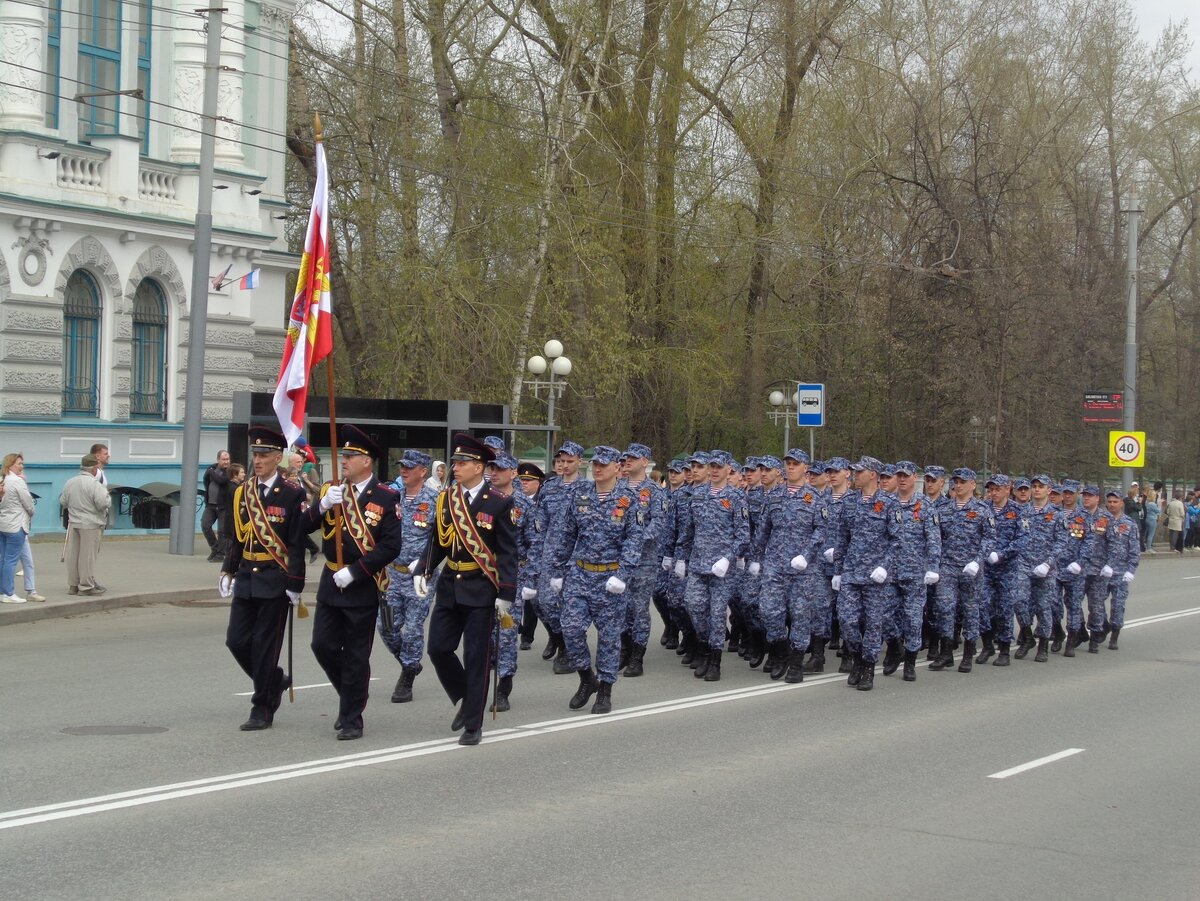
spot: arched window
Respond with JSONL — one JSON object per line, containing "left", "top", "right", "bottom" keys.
{"left": 131, "top": 278, "right": 167, "bottom": 419}
{"left": 63, "top": 270, "right": 101, "bottom": 415}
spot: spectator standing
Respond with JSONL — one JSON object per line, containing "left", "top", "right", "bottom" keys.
{"left": 426, "top": 460, "right": 446, "bottom": 492}
{"left": 220, "top": 464, "right": 246, "bottom": 554}
{"left": 59, "top": 454, "right": 112, "bottom": 595}
{"left": 1187, "top": 492, "right": 1200, "bottom": 550}
{"left": 288, "top": 450, "right": 320, "bottom": 563}
{"left": 1124, "top": 485, "right": 1144, "bottom": 550}
{"left": 202, "top": 450, "right": 232, "bottom": 562}
{"left": 1143, "top": 489, "right": 1161, "bottom": 553}
{"left": 1166, "top": 491, "right": 1186, "bottom": 554}
{"left": 0, "top": 453, "right": 36, "bottom": 604}
{"left": 91, "top": 443, "right": 109, "bottom": 486}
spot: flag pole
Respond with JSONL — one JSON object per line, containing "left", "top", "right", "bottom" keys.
{"left": 314, "top": 111, "right": 345, "bottom": 569}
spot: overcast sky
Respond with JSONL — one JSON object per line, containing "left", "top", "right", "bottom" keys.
{"left": 1134, "top": 0, "right": 1197, "bottom": 75}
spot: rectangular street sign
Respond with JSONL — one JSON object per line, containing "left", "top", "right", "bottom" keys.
{"left": 1083, "top": 391, "right": 1123, "bottom": 425}
{"left": 1109, "top": 430, "right": 1146, "bottom": 468}
{"left": 796, "top": 383, "right": 824, "bottom": 427}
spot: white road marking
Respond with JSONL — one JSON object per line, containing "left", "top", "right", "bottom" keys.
{"left": 5, "top": 604, "right": 1200, "bottom": 832}
{"left": 233, "top": 678, "right": 379, "bottom": 697}
{"left": 1181, "top": 576, "right": 1200, "bottom": 580}
{"left": 987, "top": 748, "right": 1085, "bottom": 779}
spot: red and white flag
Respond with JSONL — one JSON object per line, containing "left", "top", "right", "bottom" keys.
{"left": 273, "top": 142, "right": 334, "bottom": 447}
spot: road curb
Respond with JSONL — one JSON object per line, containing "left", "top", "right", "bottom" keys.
{"left": 0, "top": 588, "right": 223, "bottom": 626}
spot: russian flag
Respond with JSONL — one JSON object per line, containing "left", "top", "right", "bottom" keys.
{"left": 238, "top": 268, "right": 260, "bottom": 290}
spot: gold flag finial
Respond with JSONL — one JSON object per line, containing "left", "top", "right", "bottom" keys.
{"left": 313, "top": 112, "right": 323, "bottom": 144}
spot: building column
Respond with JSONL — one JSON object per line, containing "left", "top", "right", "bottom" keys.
{"left": 215, "top": 0, "right": 245, "bottom": 167}
{"left": 0, "top": 0, "right": 49, "bottom": 132}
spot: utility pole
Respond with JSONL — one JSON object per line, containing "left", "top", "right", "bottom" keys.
{"left": 1121, "top": 183, "right": 1142, "bottom": 496}
{"left": 171, "top": 7, "right": 224, "bottom": 555}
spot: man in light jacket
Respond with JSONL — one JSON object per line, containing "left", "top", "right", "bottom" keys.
{"left": 59, "top": 454, "right": 111, "bottom": 595}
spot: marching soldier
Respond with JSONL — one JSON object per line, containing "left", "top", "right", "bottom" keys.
{"left": 619, "top": 443, "right": 668, "bottom": 677}
{"left": 1017, "top": 475, "right": 1067, "bottom": 661}
{"left": 380, "top": 450, "right": 440, "bottom": 703}
{"left": 533, "top": 441, "right": 586, "bottom": 673}
{"left": 306, "top": 425, "right": 403, "bottom": 740}
{"left": 515, "top": 462, "right": 545, "bottom": 649}
{"left": 978, "top": 474, "right": 1030, "bottom": 667}
{"left": 883, "top": 461, "right": 941, "bottom": 682}
{"left": 221, "top": 426, "right": 307, "bottom": 731}
{"left": 1099, "top": 489, "right": 1140, "bottom": 651}
{"left": 416, "top": 433, "right": 517, "bottom": 745}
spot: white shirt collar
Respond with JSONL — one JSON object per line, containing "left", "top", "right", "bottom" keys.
{"left": 461, "top": 480, "right": 484, "bottom": 503}
{"left": 352, "top": 475, "right": 373, "bottom": 495}
{"left": 258, "top": 473, "right": 278, "bottom": 492}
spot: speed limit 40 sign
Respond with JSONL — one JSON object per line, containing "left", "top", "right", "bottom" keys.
{"left": 1109, "top": 431, "right": 1146, "bottom": 468}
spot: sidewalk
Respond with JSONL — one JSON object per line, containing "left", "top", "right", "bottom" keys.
{"left": 0, "top": 535, "right": 225, "bottom": 626}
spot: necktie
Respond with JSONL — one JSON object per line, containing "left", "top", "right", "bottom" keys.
{"left": 260, "top": 484, "right": 268, "bottom": 500}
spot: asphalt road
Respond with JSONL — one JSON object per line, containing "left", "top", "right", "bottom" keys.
{"left": 2, "top": 557, "right": 1199, "bottom": 900}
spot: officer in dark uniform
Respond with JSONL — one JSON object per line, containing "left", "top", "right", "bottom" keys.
{"left": 221, "top": 426, "right": 308, "bottom": 731}
{"left": 305, "top": 424, "right": 403, "bottom": 740}
{"left": 416, "top": 433, "right": 517, "bottom": 746}
{"left": 516, "top": 462, "right": 545, "bottom": 650}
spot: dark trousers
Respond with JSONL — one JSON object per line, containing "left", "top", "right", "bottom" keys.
{"left": 311, "top": 604, "right": 377, "bottom": 730}
{"left": 202, "top": 505, "right": 225, "bottom": 554}
{"left": 226, "top": 594, "right": 289, "bottom": 719}
{"left": 519, "top": 598, "right": 540, "bottom": 643}
{"left": 428, "top": 602, "right": 494, "bottom": 732}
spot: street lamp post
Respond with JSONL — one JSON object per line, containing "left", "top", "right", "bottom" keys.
{"left": 525, "top": 339, "right": 572, "bottom": 467}
{"left": 768, "top": 389, "right": 799, "bottom": 457}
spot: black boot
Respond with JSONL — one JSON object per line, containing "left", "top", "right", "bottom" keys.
{"left": 680, "top": 632, "right": 698, "bottom": 665}
{"left": 857, "top": 660, "right": 875, "bottom": 691}
{"left": 1062, "top": 630, "right": 1077, "bottom": 657}
{"left": 838, "top": 646, "right": 854, "bottom": 673}
{"left": 784, "top": 648, "right": 805, "bottom": 683}
{"left": 1108, "top": 628, "right": 1120, "bottom": 650}
{"left": 704, "top": 650, "right": 723, "bottom": 682}
{"left": 847, "top": 653, "right": 864, "bottom": 686}
{"left": 693, "top": 650, "right": 712, "bottom": 679}
{"left": 675, "top": 626, "right": 691, "bottom": 656}
{"left": 659, "top": 623, "right": 671, "bottom": 647}
{"left": 958, "top": 639, "right": 975, "bottom": 672}
{"left": 1051, "top": 619, "right": 1065, "bottom": 653}
{"left": 976, "top": 632, "right": 995, "bottom": 665}
{"left": 902, "top": 649, "right": 917, "bottom": 681}
{"left": 803, "top": 637, "right": 826, "bottom": 673}
{"left": 390, "top": 663, "right": 422, "bottom": 703}
{"left": 552, "top": 634, "right": 573, "bottom": 674}
{"left": 747, "top": 632, "right": 767, "bottom": 669}
{"left": 619, "top": 633, "right": 632, "bottom": 670}
{"left": 727, "top": 625, "right": 742, "bottom": 654}
{"left": 1034, "top": 637, "right": 1049, "bottom": 662}
{"left": 769, "top": 641, "right": 790, "bottom": 680}
{"left": 1014, "top": 627, "right": 1031, "bottom": 659}
{"left": 664, "top": 626, "right": 679, "bottom": 650}
{"left": 569, "top": 669, "right": 598, "bottom": 710}
{"left": 828, "top": 621, "right": 841, "bottom": 651}
{"left": 882, "top": 638, "right": 902, "bottom": 676}
{"left": 541, "top": 632, "right": 558, "bottom": 660}
{"left": 1088, "top": 631, "right": 1101, "bottom": 653}
{"left": 591, "top": 681, "right": 612, "bottom": 714}
{"left": 624, "top": 643, "right": 646, "bottom": 677}
{"left": 493, "top": 674, "right": 513, "bottom": 712}
{"left": 993, "top": 641, "right": 1010, "bottom": 666}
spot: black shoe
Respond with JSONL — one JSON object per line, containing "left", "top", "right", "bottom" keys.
{"left": 902, "top": 650, "right": 917, "bottom": 682}
{"left": 1014, "top": 635, "right": 1031, "bottom": 660}
{"left": 337, "top": 726, "right": 363, "bottom": 740}
{"left": 552, "top": 636, "right": 573, "bottom": 674}
{"left": 239, "top": 712, "right": 271, "bottom": 731}
{"left": 624, "top": 644, "right": 646, "bottom": 678}
{"left": 882, "top": 638, "right": 902, "bottom": 676}
{"left": 693, "top": 650, "right": 712, "bottom": 679}
{"left": 857, "top": 662, "right": 875, "bottom": 691}
{"left": 268, "top": 673, "right": 291, "bottom": 715}
{"left": 1051, "top": 619, "right": 1065, "bottom": 652}
{"left": 958, "top": 640, "right": 975, "bottom": 673}
{"left": 451, "top": 705, "right": 466, "bottom": 732}
{"left": 769, "top": 640, "right": 790, "bottom": 680}
{"left": 206, "top": 551, "right": 222, "bottom": 563}
{"left": 803, "top": 638, "right": 826, "bottom": 673}
{"left": 747, "top": 634, "right": 767, "bottom": 669}
{"left": 569, "top": 669, "right": 598, "bottom": 710}
{"left": 391, "top": 663, "right": 422, "bottom": 703}
{"left": 993, "top": 641, "right": 1010, "bottom": 666}
{"left": 929, "top": 638, "right": 952, "bottom": 671}
{"left": 542, "top": 633, "right": 558, "bottom": 660}
{"left": 1087, "top": 633, "right": 1101, "bottom": 653}
{"left": 493, "top": 675, "right": 512, "bottom": 713}
{"left": 847, "top": 654, "right": 863, "bottom": 686}
{"left": 704, "top": 650, "right": 723, "bottom": 682}
{"left": 664, "top": 629, "right": 679, "bottom": 650}
{"left": 1063, "top": 633, "right": 1076, "bottom": 657}
{"left": 838, "top": 650, "right": 854, "bottom": 674}
{"left": 520, "top": 638, "right": 532, "bottom": 651}
{"left": 1034, "top": 637, "right": 1049, "bottom": 662}
{"left": 676, "top": 629, "right": 692, "bottom": 656}
{"left": 591, "top": 682, "right": 612, "bottom": 714}
{"left": 308, "top": 548, "right": 319, "bottom": 564}
{"left": 976, "top": 633, "right": 995, "bottom": 665}
{"left": 660, "top": 624, "right": 671, "bottom": 647}
{"left": 1108, "top": 628, "right": 1120, "bottom": 651}
{"left": 458, "top": 728, "right": 482, "bottom": 745}
{"left": 334, "top": 718, "right": 342, "bottom": 731}
{"left": 784, "top": 649, "right": 805, "bottom": 683}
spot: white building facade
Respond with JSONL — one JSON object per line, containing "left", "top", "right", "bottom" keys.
{"left": 0, "top": 0, "right": 298, "bottom": 532}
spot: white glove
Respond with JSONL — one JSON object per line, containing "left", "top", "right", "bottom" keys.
{"left": 662, "top": 556, "right": 673, "bottom": 572}
{"left": 286, "top": 590, "right": 300, "bottom": 607}
{"left": 736, "top": 558, "right": 746, "bottom": 571}
{"left": 790, "top": 554, "right": 808, "bottom": 573}
{"left": 218, "top": 573, "right": 234, "bottom": 598}
{"left": 320, "top": 484, "right": 345, "bottom": 513}
{"left": 605, "top": 576, "right": 626, "bottom": 595}
{"left": 831, "top": 575, "right": 842, "bottom": 591}
{"left": 711, "top": 557, "right": 730, "bottom": 578}
{"left": 924, "top": 571, "right": 939, "bottom": 586}
{"left": 963, "top": 561, "right": 980, "bottom": 578}
{"left": 496, "top": 598, "right": 514, "bottom": 617}
{"left": 674, "top": 560, "right": 687, "bottom": 579}
{"left": 332, "top": 566, "right": 354, "bottom": 589}
{"left": 823, "top": 548, "right": 835, "bottom": 563}
{"left": 521, "top": 586, "right": 538, "bottom": 601}
{"left": 408, "top": 559, "right": 420, "bottom": 573}
{"left": 748, "top": 561, "right": 761, "bottom": 576}
{"left": 870, "top": 566, "right": 888, "bottom": 584}
{"left": 1032, "top": 562, "right": 1050, "bottom": 579}
{"left": 1122, "top": 571, "right": 1135, "bottom": 584}
{"left": 413, "top": 574, "right": 428, "bottom": 598}
{"left": 1067, "top": 561, "right": 1082, "bottom": 575}
{"left": 1100, "top": 565, "right": 1113, "bottom": 578}
{"left": 988, "top": 552, "right": 1000, "bottom": 565}
{"left": 550, "top": 577, "right": 564, "bottom": 593}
